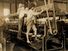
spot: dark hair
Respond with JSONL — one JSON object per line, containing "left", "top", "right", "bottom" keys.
{"left": 28, "top": 3, "right": 35, "bottom": 9}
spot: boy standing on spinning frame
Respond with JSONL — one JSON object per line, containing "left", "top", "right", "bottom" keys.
{"left": 26, "top": 4, "right": 44, "bottom": 43}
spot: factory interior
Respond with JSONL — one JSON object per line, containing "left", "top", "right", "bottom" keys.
{"left": 0, "top": 0, "right": 68, "bottom": 51}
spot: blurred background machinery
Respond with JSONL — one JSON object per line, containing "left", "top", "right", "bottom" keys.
{"left": 0, "top": 0, "right": 68, "bottom": 51}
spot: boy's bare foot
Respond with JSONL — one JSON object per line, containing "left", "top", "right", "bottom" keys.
{"left": 27, "top": 40, "right": 31, "bottom": 44}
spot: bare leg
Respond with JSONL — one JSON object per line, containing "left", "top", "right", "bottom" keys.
{"left": 32, "top": 25, "right": 37, "bottom": 39}
{"left": 26, "top": 23, "right": 32, "bottom": 43}
{"left": 17, "top": 18, "right": 22, "bottom": 39}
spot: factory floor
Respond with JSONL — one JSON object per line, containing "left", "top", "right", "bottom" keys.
{"left": 6, "top": 42, "right": 68, "bottom": 51}
{"left": 8, "top": 46, "right": 68, "bottom": 51}
{"left": 6, "top": 43, "right": 36, "bottom": 51}
{"left": 5, "top": 37, "right": 68, "bottom": 51}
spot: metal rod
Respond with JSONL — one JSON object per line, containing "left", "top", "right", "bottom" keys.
{"left": 42, "top": 37, "right": 45, "bottom": 51}
{"left": 44, "top": 23, "right": 47, "bottom": 51}
{"left": 52, "top": 0, "right": 58, "bottom": 34}
{"left": 44, "top": 0, "right": 52, "bottom": 34}
{"left": 62, "top": 26, "right": 66, "bottom": 51}
{"left": 42, "top": 23, "right": 47, "bottom": 51}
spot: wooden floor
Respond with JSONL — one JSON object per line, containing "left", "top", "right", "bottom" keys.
{"left": 6, "top": 42, "right": 68, "bottom": 51}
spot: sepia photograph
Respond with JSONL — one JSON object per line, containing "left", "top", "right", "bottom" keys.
{"left": 0, "top": 0, "right": 68, "bottom": 51}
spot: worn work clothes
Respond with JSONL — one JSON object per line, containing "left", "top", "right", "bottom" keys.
{"left": 26, "top": 10, "right": 41, "bottom": 25}
{"left": 17, "top": 7, "right": 26, "bottom": 38}
{"left": 26, "top": 9, "right": 42, "bottom": 43}
{"left": 26, "top": 9, "right": 41, "bottom": 34}
{"left": 18, "top": 18, "right": 23, "bottom": 37}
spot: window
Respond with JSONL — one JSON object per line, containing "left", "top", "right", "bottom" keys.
{"left": 3, "top": 8, "right": 10, "bottom": 16}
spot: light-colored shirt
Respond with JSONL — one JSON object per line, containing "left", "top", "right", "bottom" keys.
{"left": 26, "top": 9, "right": 41, "bottom": 20}
{"left": 26, "top": 9, "right": 43, "bottom": 25}
{"left": 17, "top": 7, "right": 26, "bottom": 18}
